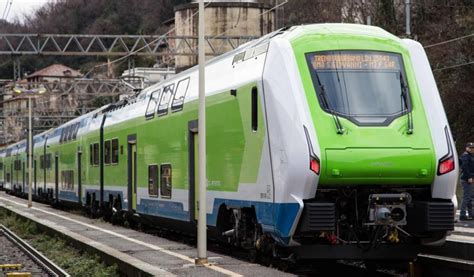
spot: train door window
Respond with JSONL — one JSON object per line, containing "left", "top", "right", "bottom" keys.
{"left": 45, "top": 154, "right": 51, "bottom": 169}
{"left": 93, "top": 143, "right": 99, "bottom": 166}
{"left": 157, "top": 84, "right": 175, "bottom": 116}
{"left": 160, "top": 164, "right": 172, "bottom": 198}
{"left": 251, "top": 86, "right": 258, "bottom": 132}
{"left": 148, "top": 165, "right": 158, "bottom": 197}
{"left": 104, "top": 140, "right": 111, "bottom": 165}
{"left": 171, "top": 78, "right": 190, "bottom": 112}
{"left": 145, "top": 89, "right": 161, "bottom": 119}
{"left": 111, "top": 139, "right": 119, "bottom": 164}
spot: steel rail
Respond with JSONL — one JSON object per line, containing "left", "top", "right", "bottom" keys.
{"left": 0, "top": 224, "right": 70, "bottom": 277}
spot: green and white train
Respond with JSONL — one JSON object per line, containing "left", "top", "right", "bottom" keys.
{"left": 1, "top": 24, "right": 457, "bottom": 260}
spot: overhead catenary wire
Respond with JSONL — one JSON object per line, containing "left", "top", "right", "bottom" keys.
{"left": 433, "top": 60, "right": 474, "bottom": 72}
{"left": 80, "top": 0, "right": 216, "bottom": 79}
{"left": 424, "top": 33, "right": 474, "bottom": 48}
{"left": 1, "top": 0, "right": 11, "bottom": 20}
{"left": 4, "top": 0, "right": 12, "bottom": 21}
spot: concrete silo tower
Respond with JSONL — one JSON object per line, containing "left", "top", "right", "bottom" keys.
{"left": 174, "top": 0, "right": 275, "bottom": 71}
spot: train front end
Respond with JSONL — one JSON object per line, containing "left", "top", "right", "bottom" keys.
{"left": 265, "top": 24, "right": 457, "bottom": 260}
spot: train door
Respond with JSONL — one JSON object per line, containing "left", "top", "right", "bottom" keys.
{"left": 55, "top": 155, "right": 59, "bottom": 202}
{"left": 77, "top": 151, "right": 82, "bottom": 205}
{"left": 188, "top": 120, "right": 198, "bottom": 222}
{"left": 127, "top": 135, "right": 137, "bottom": 212}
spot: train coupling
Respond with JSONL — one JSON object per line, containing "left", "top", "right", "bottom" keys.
{"left": 366, "top": 193, "right": 412, "bottom": 226}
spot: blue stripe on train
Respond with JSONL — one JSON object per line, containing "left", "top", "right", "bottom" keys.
{"left": 71, "top": 189, "right": 301, "bottom": 244}
{"left": 59, "top": 190, "right": 78, "bottom": 202}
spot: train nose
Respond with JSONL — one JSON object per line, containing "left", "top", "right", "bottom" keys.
{"left": 323, "top": 147, "right": 433, "bottom": 185}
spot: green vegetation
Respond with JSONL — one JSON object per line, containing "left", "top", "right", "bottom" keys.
{"left": 0, "top": 208, "right": 119, "bottom": 277}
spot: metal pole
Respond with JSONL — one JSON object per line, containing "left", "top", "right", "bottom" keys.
{"left": 27, "top": 96, "right": 32, "bottom": 208}
{"left": 196, "top": 0, "right": 207, "bottom": 265}
{"left": 405, "top": 0, "right": 411, "bottom": 36}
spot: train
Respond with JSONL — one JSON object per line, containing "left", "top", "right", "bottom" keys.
{"left": 0, "top": 24, "right": 457, "bottom": 260}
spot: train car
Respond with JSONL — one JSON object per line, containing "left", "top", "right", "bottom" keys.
{"left": 12, "top": 141, "right": 26, "bottom": 194}
{"left": 3, "top": 23, "right": 457, "bottom": 261}
{"left": 4, "top": 144, "right": 14, "bottom": 191}
{"left": 33, "top": 130, "right": 52, "bottom": 200}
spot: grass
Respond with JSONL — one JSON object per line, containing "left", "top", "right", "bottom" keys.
{"left": 0, "top": 208, "right": 119, "bottom": 277}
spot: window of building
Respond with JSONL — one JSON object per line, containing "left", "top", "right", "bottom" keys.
{"left": 157, "top": 84, "right": 175, "bottom": 116}
{"left": 148, "top": 165, "right": 158, "bottom": 197}
{"left": 145, "top": 89, "right": 160, "bottom": 119}
{"left": 160, "top": 164, "right": 172, "bottom": 198}
{"left": 104, "top": 140, "right": 111, "bottom": 165}
{"left": 112, "top": 139, "right": 119, "bottom": 164}
{"left": 171, "top": 78, "right": 190, "bottom": 112}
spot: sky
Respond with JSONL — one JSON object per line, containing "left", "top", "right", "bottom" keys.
{"left": 1, "top": 0, "right": 50, "bottom": 22}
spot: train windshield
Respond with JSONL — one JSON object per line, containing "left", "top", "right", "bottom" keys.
{"left": 306, "top": 51, "right": 410, "bottom": 125}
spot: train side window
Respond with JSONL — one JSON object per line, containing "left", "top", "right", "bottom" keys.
{"left": 171, "top": 78, "right": 190, "bottom": 112}
{"left": 148, "top": 164, "right": 159, "bottom": 197}
{"left": 104, "top": 140, "right": 111, "bottom": 165}
{"left": 160, "top": 164, "right": 172, "bottom": 198}
{"left": 157, "top": 84, "right": 175, "bottom": 116}
{"left": 112, "top": 139, "right": 119, "bottom": 164}
{"left": 66, "top": 125, "right": 73, "bottom": 141}
{"left": 251, "top": 86, "right": 258, "bottom": 132}
{"left": 0, "top": 163, "right": 3, "bottom": 170}
{"left": 61, "top": 170, "right": 74, "bottom": 190}
{"left": 145, "top": 89, "right": 161, "bottom": 119}
{"left": 59, "top": 127, "right": 65, "bottom": 143}
{"left": 72, "top": 122, "right": 80, "bottom": 140}
{"left": 90, "top": 144, "right": 93, "bottom": 165}
{"left": 93, "top": 143, "right": 99, "bottom": 166}
{"left": 40, "top": 155, "right": 44, "bottom": 169}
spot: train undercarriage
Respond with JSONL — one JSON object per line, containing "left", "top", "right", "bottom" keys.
{"left": 2, "top": 184, "right": 455, "bottom": 261}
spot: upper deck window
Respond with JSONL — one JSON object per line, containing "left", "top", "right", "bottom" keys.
{"left": 306, "top": 51, "right": 411, "bottom": 126}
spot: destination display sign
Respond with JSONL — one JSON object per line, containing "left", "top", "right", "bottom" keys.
{"left": 310, "top": 52, "right": 399, "bottom": 70}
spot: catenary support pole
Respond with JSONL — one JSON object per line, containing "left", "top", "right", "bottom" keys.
{"left": 405, "top": 0, "right": 411, "bottom": 36}
{"left": 28, "top": 96, "right": 32, "bottom": 208}
{"left": 196, "top": 0, "right": 207, "bottom": 265}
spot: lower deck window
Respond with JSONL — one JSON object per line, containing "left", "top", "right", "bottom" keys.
{"left": 148, "top": 165, "right": 158, "bottom": 197}
{"left": 61, "top": 170, "right": 74, "bottom": 190}
{"left": 160, "top": 164, "right": 172, "bottom": 198}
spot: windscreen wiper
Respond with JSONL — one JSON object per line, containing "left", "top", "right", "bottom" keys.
{"left": 399, "top": 71, "right": 413, "bottom": 134}
{"left": 314, "top": 72, "right": 344, "bottom": 134}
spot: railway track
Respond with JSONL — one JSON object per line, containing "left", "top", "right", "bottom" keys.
{"left": 0, "top": 225, "right": 69, "bottom": 277}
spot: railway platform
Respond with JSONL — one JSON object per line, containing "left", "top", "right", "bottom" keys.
{"left": 0, "top": 192, "right": 289, "bottom": 277}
